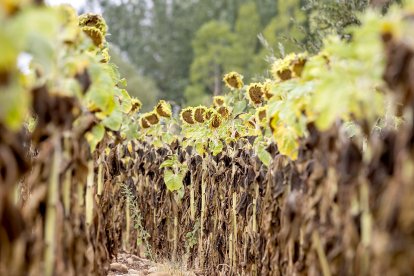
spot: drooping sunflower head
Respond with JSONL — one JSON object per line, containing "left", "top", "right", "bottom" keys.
{"left": 155, "top": 100, "right": 172, "bottom": 118}
{"left": 255, "top": 106, "right": 268, "bottom": 124}
{"left": 217, "top": 106, "right": 231, "bottom": 120}
{"left": 223, "top": 71, "right": 244, "bottom": 90}
{"left": 292, "top": 53, "right": 307, "bottom": 77}
{"left": 271, "top": 53, "right": 308, "bottom": 81}
{"left": 131, "top": 98, "right": 142, "bottom": 114}
{"left": 209, "top": 112, "right": 223, "bottom": 129}
{"left": 246, "top": 83, "right": 264, "bottom": 106}
{"left": 139, "top": 117, "right": 151, "bottom": 129}
{"left": 180, "top": 107, "right": 195, "bottom": 124}
{"left": 193, "top": 106, "right": 207, "bottom": 123}
{"left": 78, "top": 14, "right": 108, "bottom": 48}
{"left": 245, "top": 117, "right": 256, "bottom": 129}
{"left": 204, "top": 108, "right": 214, "bottom": 121}
{"left": 263, "top": 80, "right": 273, "bottom": 100}
{"left": 213, "top": 96, "right": 225, "bottom": 107}
{"left": 143, "top": 112, "right": 159, "bottom": 125}
{"left": 78, "top": 13, "right": 108, "bottom": 36}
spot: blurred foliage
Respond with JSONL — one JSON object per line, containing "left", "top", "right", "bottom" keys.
{"left": 304, "top": 0, "right": 402, "bottom": 52}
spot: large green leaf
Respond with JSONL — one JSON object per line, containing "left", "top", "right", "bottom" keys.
{"left": 164, "top": 169, "right": 184, "bottom": 192}
{"left": 256, "top": 142, "right": 272, "bottom": 167}
{"left": 102, "top": 108, "right": 123, "bottom": 131}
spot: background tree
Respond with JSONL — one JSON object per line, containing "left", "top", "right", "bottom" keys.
{"left": 109, "top": 46, "right": 160, "bottom": 111}
{"left": 96, "top": 0, "right": 401, "bottom": 105}
{"left": 304, "top": 0, "right": 401, "bottom": 52}
{"left": 184, "top": 21, "right": 242, "bottom": 105}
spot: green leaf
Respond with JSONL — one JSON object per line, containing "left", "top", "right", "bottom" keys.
{"left": 0, "top": 29, "right": 19, "bottom": 70}
{"left": 209, "top": 139, "right": 223, "bottom": 156}
{"left": 118, "top": 88, "right": 132, "bottom": 113}
{"left": 86, "top": 63, "right": 116, "bottom": 115}
{"left": 102, "top": 108, "right": 122, "bottom": 131}
{"left": 0, "top": 83, "right": 29, "bottom": 130}
{"left": 195, "top": 141, "right": 206, "bottom": 156}
{"left": 85, "top": 123, "right": 105, "bottom": 152}
{"left": 160, "top": 156, "right": 178, "bottom": 169}
{"left": 256, "top": 143, "right": 272, "bottom": 167}
{"left": 164, "top": 169, "right": 184, "bottom": 192}
{"left": 123, "top": 122, "right": 139, "bottom": 140}
{"left": 233, "top": 99, "right": 247, "bottom": 115}
{"left": 162, "top": 132, "right": 175, "bottom": 145}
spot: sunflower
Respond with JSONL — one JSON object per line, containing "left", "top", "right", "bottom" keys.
{"left": 143, "top": 112, "right": 159, "bottom": 125}
{"left": 217, "top": 106, "right": 231, "bottom": 120}
{"left": 139, "top": 117, "right": 150, "bottom": 129}
{"left": 255, "top": 106, "right": 268, "bottom": 124}
{"left": 245, "top": 118, "right": 256, "bottom": 129}
{"left": 204, "top": 108, "right": 214, "bottom": 121}
{"left": 155, "top": 100, "right": 172, "bottom": 118}
{"left": 193, "top": 106, "right": 207, "bottom": 123}
{"left": 271, "top": 53, "right": 307, "bottom": 81}
{"left": 223, "top": 71, "right": 244, "bottom": 90}
{"left": 78, "top": 13, "right": 108, "bottom": 36}
{"left": 247, "top": 83, "right": 264, "bottom": 105}
{"left": 292, "top": 53, "right": 307, "bottom": 78}
{"left": 263, "top": 80, "right": 273, "bottom": 100}
{"left": 213, "top": 96, "right": 225, "bottom": 107}
{"left": 180, "top": 107, "right": 195, "bottom": 124}
{"left": 130, "top": 98, "right": 142, "bottom": 113}
{"left": 209, "top": 113, "right": 223, "bottom": 129}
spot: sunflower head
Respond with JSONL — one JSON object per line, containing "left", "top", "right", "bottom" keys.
{"left": 263, "top": 80, "right": 273, "bottom": 100}
{"left": 78, "top": 13, "right": 108, "bottom": 36}
{"left": 223, "top": 71, "right": 244, "bottom": 90}
{"left": 180, "top": 107, "right": 195, "bottom": 124}
{"left": 204, "top": 108, "right": 214, "bottom": 121}
{"left": 209, "top": 113, "right": 223, "bottom": 129}
{"left": 139, "top": 117, "right": 151, "bottom": 129}
{"left": 155, "top": 100, "right": 172, "bottom": 118}
{"left": 271, "top": 53, "right": 308, "bottom": 81}
{"left": 217, "top": 106, "right": 231, "bottom": 120}
{"left": 131, "top": 98, "right": 142, "bottom": 114}
{"left": 247, "top": 83, "right": 264, "bottom": 106}
{"left": 246, "top": 117, "right": 256, "bottom": 129}
{"left": 194, "top": 106, "right": 207, "bottom": 123}
{"left": 213, "top": 96, "right": 225, "bottom": 107}
{"left": 144, "top": 112, "right": 159, "bottom": 125}
{"left": 255, "top": 106, "right": 268, "bottom": 124}
{"left": 292, "top": 53, "right": 307, "bottom": 77}
{"left": 78, "top": 14, "right": 108, "bottom": 48}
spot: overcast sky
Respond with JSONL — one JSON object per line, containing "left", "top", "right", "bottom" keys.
{"left": 46, "top": 0, "right": 87, "bottom": 11}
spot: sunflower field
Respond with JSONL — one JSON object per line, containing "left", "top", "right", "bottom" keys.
{"left": 1, "top": 1, "right": 414, "bottom": 275}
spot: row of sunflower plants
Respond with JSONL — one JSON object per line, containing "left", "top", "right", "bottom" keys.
{"left": 0, "top": 2, "right": 144, "bottom": 274}
{"left": 125, "top": 3, "right": 413, "bottom": 195}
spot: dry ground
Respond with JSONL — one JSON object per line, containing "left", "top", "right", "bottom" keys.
{"left": 108, "top": 252, "right": 198, "bottom": 276}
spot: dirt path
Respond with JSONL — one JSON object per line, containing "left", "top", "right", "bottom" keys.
{"left": 108, "top": 253, "right": 197, "bottom": 276}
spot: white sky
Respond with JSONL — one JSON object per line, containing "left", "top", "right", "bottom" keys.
{"left": 46, "top": 0, "right": 87, "bottom": 11}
